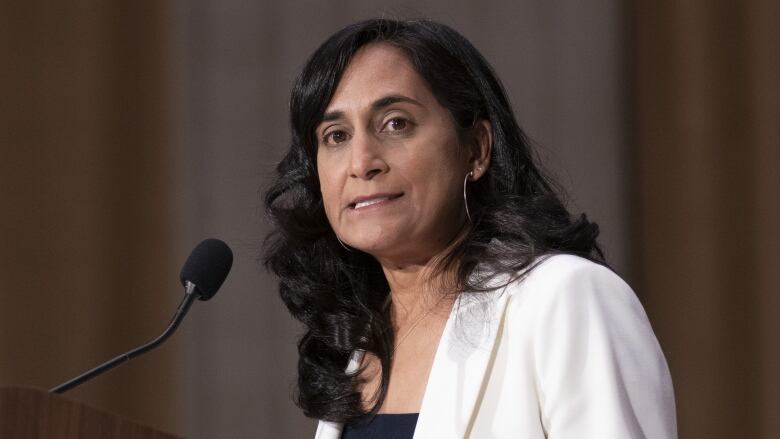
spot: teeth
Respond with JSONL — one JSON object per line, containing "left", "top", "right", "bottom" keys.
{"left": 354, "top": 197, "right": 390, "bottom": 209}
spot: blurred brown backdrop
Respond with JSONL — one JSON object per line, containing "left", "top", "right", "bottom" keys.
{"left": 632, "top": 1, "right": 780, "bottom": 437}
{"left": 1, "top": 1, "right": 777, "bottom": 438}
{"left": 0, "top": 1, "right": 179, "bottom": 433}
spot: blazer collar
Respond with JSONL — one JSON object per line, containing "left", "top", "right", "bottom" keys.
{"left": 412, "top": 285, "right": 511, "bottom": 438}
{"left": 315, "top": 279, "right": 512, "bottom": 439}
{"left": 314, "top": 420, "right": 342, "bottom": 439}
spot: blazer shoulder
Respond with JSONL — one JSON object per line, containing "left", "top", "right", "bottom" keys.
{"left": 526, "top": 253, "right": 617, "bottom": 283}
{"left": 503, "top": 254, "right": 642, "bottom": 320}
{"left": 498, "top": 255, "right": 677, "bottom": 438}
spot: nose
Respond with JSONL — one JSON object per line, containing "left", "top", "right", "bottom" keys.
{"left": 349, "top": 132, "right": 388, "bottom": 180}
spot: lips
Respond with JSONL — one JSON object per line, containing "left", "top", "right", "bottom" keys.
{"left": 349, "top": 193, "right": 403, "bottom": 210}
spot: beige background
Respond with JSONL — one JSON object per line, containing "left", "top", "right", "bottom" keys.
{"left": 1, "top": 1, "right": 777, "bottom": 438}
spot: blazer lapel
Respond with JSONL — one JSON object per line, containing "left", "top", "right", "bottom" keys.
{"left": 413, "top": 286, "right": 511, "bottom": 438}
{"left": 314, "top": 349, "right": 365, "bottom": 439}
{"left": 315, "top": 281, "right": 511, "bottom": 439}
{"left": 314, "top": 420, "right": 343, "bottom": 439}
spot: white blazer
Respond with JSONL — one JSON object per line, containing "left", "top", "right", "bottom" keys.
{"left": 315, "top": 254, "right": 677, "bottom": 438}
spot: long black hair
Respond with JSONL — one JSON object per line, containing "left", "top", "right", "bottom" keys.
{"left": 264, "top": 18, "right": 604, "bottom": 423}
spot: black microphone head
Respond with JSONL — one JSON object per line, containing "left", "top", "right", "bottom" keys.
{"left": 179, "top": 238, "right": 233, "bottom": 301}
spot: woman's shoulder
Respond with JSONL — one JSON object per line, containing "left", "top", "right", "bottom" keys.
{"left": 520, "top": 253, "right": 618, "bottom": 284}
{"left": 502, "top": 253, "right": 646, "bottom": 324}
{"left": 493, "top": 259, "right": 675, "bottom": 438}
{"left": 463, "top": 252, "right": 648, "bottom": 334}
{"left": 507, "top": 253, "right": 628, "bottom": 294}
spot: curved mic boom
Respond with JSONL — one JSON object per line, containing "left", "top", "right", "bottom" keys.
{"left": 50, "top": 238, "right": 233, "bottom": 394}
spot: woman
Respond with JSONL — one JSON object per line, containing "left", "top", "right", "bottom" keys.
{"left": 264, "top": 18, "right": 676, "bottom": 438}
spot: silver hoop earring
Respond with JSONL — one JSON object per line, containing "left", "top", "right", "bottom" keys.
{"left": 336, "top": 234, "right": 353, "bottom": 252}
{"left": 463, "top": 171, "right": 473, "bottom": 223}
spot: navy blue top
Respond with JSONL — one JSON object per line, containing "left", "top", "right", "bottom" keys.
{"left": 340, "top": 413, "right": 419, "bottom": 439}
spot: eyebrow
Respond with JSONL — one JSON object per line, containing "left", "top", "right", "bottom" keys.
{"left": 320, "top": 94, "right": 424, "bottom": 123}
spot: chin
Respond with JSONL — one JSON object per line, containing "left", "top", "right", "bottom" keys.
{"left": 349, "top": 235, "right": 399, "bottom": 255}
{"left": 352, "top": 237, "right": 436, "bottom": 267}
{"left": 347, "top": 228, "right": 409, "bottom": 257}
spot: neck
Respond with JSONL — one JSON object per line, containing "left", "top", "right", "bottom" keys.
{"left": 377, "top": 235, "right": 465, "bottom": 324}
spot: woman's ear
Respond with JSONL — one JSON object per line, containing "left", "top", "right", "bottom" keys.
{"left": 469, "top": 119, "right": 492, "bottom": 181}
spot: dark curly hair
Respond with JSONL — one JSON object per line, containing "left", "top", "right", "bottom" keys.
{"left": 263, "top": 18, "right": 604, "bottom": 423}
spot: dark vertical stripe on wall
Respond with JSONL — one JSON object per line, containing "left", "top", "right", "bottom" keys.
{"left": 0, "top": 1, "right": 179, "bottom": 435}
{"left": 631, "top": 1, "right": 780, "bottom": 438}
{"left": 746, "top": 2, "right": 780, "bottom": 433}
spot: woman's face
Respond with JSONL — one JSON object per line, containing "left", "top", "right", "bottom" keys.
{"left": 315, "top": 43, "right": 475, "bottom": 266}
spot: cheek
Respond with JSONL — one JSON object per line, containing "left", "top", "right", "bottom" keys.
{"left": 404, "top": 161, "right": 464, "bottom": 225}
{"left": 409, "top": 144, "right": 466, "bottom": 201}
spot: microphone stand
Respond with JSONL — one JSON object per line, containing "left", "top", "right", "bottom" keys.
{"left": 50, "top": 282, "right": 198, "bottom": 394}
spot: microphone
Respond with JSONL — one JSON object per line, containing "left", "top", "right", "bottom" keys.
{"left": 50, "top": 238, "right": 233, "bottom": 394}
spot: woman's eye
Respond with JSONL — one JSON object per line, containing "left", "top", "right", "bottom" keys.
{"left": 387, "top": 118, "right": 407, "bottom": 131}
{"left": 384, "top": 117, "right": 413, "bottom": 133}
{"left": 323, "top": 130, "right": 349, "bottom": 145}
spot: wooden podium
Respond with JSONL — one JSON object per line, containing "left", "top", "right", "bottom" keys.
{"left": 0, "top": 386, "right": 182, "bottom": 439}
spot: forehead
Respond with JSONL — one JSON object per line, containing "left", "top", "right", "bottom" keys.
{"left": 325, "top": 43, "right": 432, "bottom": 111}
